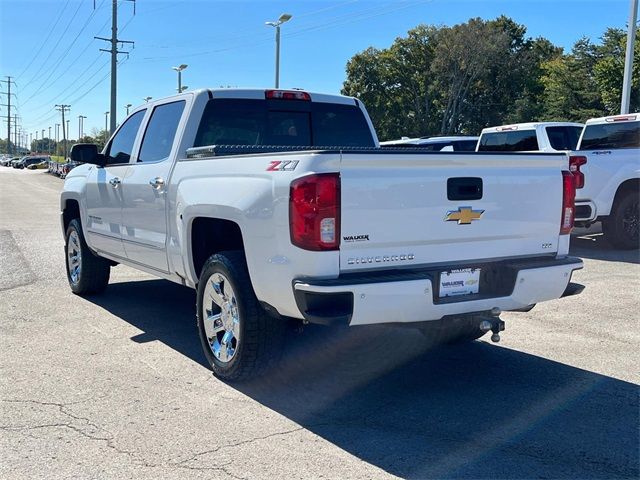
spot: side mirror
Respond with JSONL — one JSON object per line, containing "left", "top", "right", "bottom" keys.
{"left": 69, "top": 143, "right": 106, "bottom": 167}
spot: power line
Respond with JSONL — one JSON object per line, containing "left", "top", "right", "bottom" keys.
{"left": 18, "top": 3, "right": 114, "bottom": 118}
{"left": 20, "top": 0, "right": 85, "bottom": 91}
{"left": 16, "top": 0, "right": 72, "bottom": 80}
{"left": 22, "top": 3, "right": 106, "bottom": 107}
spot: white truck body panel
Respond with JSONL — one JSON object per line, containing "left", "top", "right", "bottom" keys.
{"left": 339, "top": 153, "right": 567, "bottom": 272}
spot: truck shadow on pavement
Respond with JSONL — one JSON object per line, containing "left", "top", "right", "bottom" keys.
{"left": 570, "top": 234, "right": 640, "bottom": 264}
{"left": 90, "top": 279, "right": 639, "bottom": 480}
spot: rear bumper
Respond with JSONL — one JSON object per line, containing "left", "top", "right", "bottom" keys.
{"left": 293, "top": 256, "right": 583, "bottom": 326}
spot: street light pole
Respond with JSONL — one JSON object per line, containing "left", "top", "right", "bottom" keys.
{"left": 265, "top": 13, "right": 292, "bottom": 88}
{"left": 143, "top": 97, "right": 152, "bottom": 103}
{"left": 125, "top": 103, "right": 132, "bottom": 115}
{"left": 621, "top": 0, "right": 639, "bottom": 114}
{"left": 172, "top": 64, "right": 188, "bottom": 93}
{"left": 78, "top": 115, "right": 87, "bottom": 139}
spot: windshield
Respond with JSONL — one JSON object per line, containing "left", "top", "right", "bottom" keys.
{"left": 546, "top": 126, "right": 583, "bottom": 150}
{"left": 477, "top": 130, "right": 539, "bottom": 151}
{"left": 194, "top": 98, "right": 375, "bottom": 148}
{"left": 579, "top": 121, "right": 640, "bottom": 150}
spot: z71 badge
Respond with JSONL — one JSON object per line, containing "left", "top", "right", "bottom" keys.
{"left": 266, "top": 160, "right": 299, "bottom": 171}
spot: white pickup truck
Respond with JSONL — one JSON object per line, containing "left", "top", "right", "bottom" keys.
{"left": 61, "top": 88, "right": 584, "bottom": 380}
{"left": 476, "top": 122, "right": 584, "bottom": 153}
{"left": 573, "top": 113, "right": 639, "bottom": 249}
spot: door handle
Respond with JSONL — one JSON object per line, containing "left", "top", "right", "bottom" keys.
{"left": 109, "top": 177, "right": 121, "bottom": 188}
{"left": 149, "top": 177, "right": 165, "bottom": 189}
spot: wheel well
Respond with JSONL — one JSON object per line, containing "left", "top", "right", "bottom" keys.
{"left": 613, "top": 179, "right": 639, "bottom": 204}
{"left": 62, "top": 200, "right": 80, "bottom": 232}
{"left": 191, "top": 218, "right": 244, "bottom": 280}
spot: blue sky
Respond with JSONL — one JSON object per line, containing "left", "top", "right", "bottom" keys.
{"left": 0, "top": 0, "right": 631, "bottom": 140}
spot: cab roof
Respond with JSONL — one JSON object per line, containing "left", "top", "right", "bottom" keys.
{"left": 585, "top": 113, "right": 639, "bottom": 125}
{"left": 480, "top": 122, "right": 584, "bottom": 134}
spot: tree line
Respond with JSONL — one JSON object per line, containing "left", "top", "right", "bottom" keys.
{"left": 341, "top": 16, "right": 639, "bottom": 141}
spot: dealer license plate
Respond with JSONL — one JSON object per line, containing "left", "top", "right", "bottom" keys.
{"left": 439, "top": 268, "right": 481, "bottom": 298}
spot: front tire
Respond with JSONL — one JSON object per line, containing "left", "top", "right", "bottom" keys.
{"left": 196, "top": 251, "right": 286, "bottom": 382}
{"left": 65, "top": 219, "right": 111, "bottom": 294}
{"left": 603, "top": 191, "right": 639, "bottom": 250}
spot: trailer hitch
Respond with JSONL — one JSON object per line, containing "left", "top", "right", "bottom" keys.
{"left": 479, "top": 307, "right": 505, "bottom": 343}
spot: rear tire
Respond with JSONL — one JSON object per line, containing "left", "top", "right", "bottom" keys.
{"left": 196, "top": 251, "right": 286, "bottom": 382}
{"left": 603, "top": 191, "right": 639, "bottom": 250}
{"left": 65, "top": 219, "right": 111, "bottom": 295}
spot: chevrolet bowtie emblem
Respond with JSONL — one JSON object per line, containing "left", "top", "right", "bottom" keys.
{"left": 445, "top": 207, "right": 484, "bottom": 225}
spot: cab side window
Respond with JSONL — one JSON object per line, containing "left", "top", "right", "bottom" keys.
{"left": 105, "top": 110, "right": 146, "bottom": 165}
{"left": 138, "top": 101, "right": 186, "bottom": 163}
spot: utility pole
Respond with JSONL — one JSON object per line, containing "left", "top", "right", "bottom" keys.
{"left": 55, "top": 104, "right": 70, "bottom": 159}
{"left": 621, "top": 0, "right": 638, "bottom": 114}
{"left": 14, "top": 114, "right": 18, "bottom": 152}
{"left": 66, "top": 119, "right": 70, "bottom": 142}
{"left": 48, "top": 126, "right": 52, "bottom": 154}
{"left": 1, "top": 76, "right": 16, "bottom": 154}
{"left": 96, "top": 0, "right": 135, "bottom": 135}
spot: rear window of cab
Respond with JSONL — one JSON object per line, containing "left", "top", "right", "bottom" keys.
{"left": 579, "top": 121, "right": 640, "bottom": 150}
{"left": 477, "top": 130, "right": 539, "bottom": 152}
{"left": 194, "top": 98, "right": 375, "bottom": 148}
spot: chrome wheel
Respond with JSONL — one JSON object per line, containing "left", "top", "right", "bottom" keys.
{"left": 202, "top": 273, "right": 240, "bottom": 364}
{"left": 67, "top": 230, "right": 82, "bottom": 285}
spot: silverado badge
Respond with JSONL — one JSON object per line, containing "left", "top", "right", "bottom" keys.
{"left": 445, "top": 207, "right": 484, "bottom": 225}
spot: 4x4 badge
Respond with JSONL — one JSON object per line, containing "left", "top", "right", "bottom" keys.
{"left": 445, "top": 207, "right": 484, "bottom": 225}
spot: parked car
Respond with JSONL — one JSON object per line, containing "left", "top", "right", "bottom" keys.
{"left": 381, "top": 136, "right": 479, "bottom": 151}
{"left": 12, "top": 156, "right": 31, "bottom": 168}
{"left": 27, "top": 160, "right": 50, "bottom": 170}
{"left": 60, "top": 88, "right": 583, "bottom": 381}
{"left": 60, "top": 159, "right": 82, "bottom": 179}
{"left": 572, "top": 113, "right": 639, "bottom": 249}
{"left": 476, "top": 122, "right": 584, "bottom": 152}
{"left": 15, "top": 156, "right": 50, "bottom": 169}
{"left": 1, "top": 156, "right": 19, "bottom": 167}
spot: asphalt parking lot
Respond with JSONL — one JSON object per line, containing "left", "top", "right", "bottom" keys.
{"left": 0, "top": 167, "right": 638, "bottom": 480}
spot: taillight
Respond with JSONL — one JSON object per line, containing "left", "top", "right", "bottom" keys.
{"left": 290, "top": 173, "right": 340, "bottom": 251}
{"left": 265, "top": 89, "right": 311, "bottom": 101}
{"left": 569, "top": 155, "right": 587, "bottom": 189}
{"left": 560, "top": 171, "right": 576, "bottom": 235}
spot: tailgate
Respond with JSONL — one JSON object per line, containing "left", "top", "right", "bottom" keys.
{"left": 339, "top": 152, "right": 566, "bottom": 272}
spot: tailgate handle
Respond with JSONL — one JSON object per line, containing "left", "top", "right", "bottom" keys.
{"left": 447, "top": 177, "right": 482, "bottom": 201}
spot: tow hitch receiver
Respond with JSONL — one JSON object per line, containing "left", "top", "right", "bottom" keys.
{"left": 479, "top": 307, "right": 505, "bottom": 343}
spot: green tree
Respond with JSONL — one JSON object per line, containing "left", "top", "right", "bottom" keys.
{"left": 594, "top": 28, "right": 640, "bottom": 114}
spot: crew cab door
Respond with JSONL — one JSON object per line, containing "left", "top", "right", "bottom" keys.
{"left": 84, "top": 110, "right": 146, "bottom": 258}
{"left": 120, "top": 100, "right": 186, "bottom": 272}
